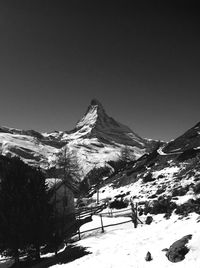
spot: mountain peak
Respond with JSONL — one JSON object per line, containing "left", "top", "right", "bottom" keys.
{"left": 90, "top": 98, "right": 103, "bottom": 107}
{"left": 73, "top": 99, "right": 154, "bottom": 150}
{"left": 75, "top": 99, "right": 106, "bottom": 130}
{"left": 89, "top": 99, "right": 106, "bottom": 116}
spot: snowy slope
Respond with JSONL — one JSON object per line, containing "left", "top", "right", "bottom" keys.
{"left": 94, "top": 149, "right": 200, "bottom": 211}
{"left": 50, "top": 213, "right": 200, "bottom": 268}
{"left": 0, "top": 132, "right": 58, "bottom": 168}
{"left": 93, "top": 119, "right": 200, "bottom": 203}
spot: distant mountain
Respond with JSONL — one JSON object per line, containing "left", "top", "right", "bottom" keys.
{"left": 97, "top": 121, "right": 200, "bottom": 212}
{"left": 162, "top": 121, "right": 200, "bottom": 154}
{"left": 0, "top": 99, "right": 158, "bottom": 177}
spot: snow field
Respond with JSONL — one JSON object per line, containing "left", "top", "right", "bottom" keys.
{"left": 51, "top": 213, "right": 200, "bottom": 268}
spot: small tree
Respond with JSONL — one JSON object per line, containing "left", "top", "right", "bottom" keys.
{"left": 57, "top": 147, "right": 80, "bottom": 183}
{"left": 51, "top": 147, "right": 80, "bottom": 255}
{"left": 120, "top": 146, "right": 132, "bottom": 163}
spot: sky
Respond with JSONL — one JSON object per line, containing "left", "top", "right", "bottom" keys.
{"left": 0, "top": 0, "right": 199, "bottom": 141}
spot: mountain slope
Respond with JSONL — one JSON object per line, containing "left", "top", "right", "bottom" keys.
{"left": 0, "top": 100, "right": 157, "bottom": 177}
{"left": 162, "top": 121, "right": 200, "bottom": 154}
{"left": 95, "top": 122, "right": 200, "bottom": 215}
{"left": 74, "top": 99, "right": 147, "bottom": 147}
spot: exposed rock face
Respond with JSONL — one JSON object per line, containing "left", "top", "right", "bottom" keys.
{"left": 165, "top": 235, "right": 192, "bottom": 263}
{"left": 75, "top": 99, "right": 150, "bottom": 148}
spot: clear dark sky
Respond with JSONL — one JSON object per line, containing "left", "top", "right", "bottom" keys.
{"left": 0, "top": 0, "right": 199, "bottom": 141}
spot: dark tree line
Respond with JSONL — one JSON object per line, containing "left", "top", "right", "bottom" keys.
{"left": 0, "top": 157, "right": 54, "bottom": 264}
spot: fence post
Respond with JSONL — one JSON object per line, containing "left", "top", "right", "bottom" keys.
{"left": 130, "top": 198, "right": 138, "bottom": 228}
{"left": 97, "top": 189, "right": 99, "bottom": 204}
{"left": 78, "top": 213, "right": 81, "bottom": 240}
{"left": 78, "top": 228, "right": 81, "bottom": 240}
{"left": 100, "top": 214, "right": 104, "bottom": 233}
{"left": 135, "top": 202, "right": 138, "bottom": 229}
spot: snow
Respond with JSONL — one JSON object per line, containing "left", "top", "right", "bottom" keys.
{"left": 45, "top": 178, "right": 63, "bottom": 189}
{"left": 92, "top": 161, "right": 199, "bottom": 208}
{"left": 0, "top": 133, "right": 58, "bottom": 167}
{"left": 50, "top": 213, "right": 200, "bottom": 268}
{"left": 157, "top": 147, "right": 167, "bottom": 155}
{"left": 76, "top": 105, "right": 98, "bottom": 129}
{"left": 0, "top": 257, "right": 13, "bottom": 268}
{"left": 152, "top": 166, "right": 180, "bottom": 178}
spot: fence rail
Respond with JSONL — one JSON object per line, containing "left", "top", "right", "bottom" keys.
{"left": 100, "top": 207, "right": 132, "bottom": 217}
{"left": 75, "top": 204, "right": 106, "bottom": 219}
{"left": 73, "top": 218, "right": 133, "bottom": 239}
{"left": 74, "top": 201, "right": 142, "bottom": 241}
{"left": 0, "top": 257, "right": 12, "bottom": 262}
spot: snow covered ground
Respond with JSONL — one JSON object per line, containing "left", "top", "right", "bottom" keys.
{"left": 51, "top": 213, "right": 200, "bottom": 268}
{"left": 1, "top": 213, "right": 200, "bottom": 268}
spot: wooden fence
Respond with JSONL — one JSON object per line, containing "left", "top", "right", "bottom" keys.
{"left": 74, "top": 202, "right": 142, "bottom": 241}
{"left": 75, "top": 204, "right": 106, "bottom": 219}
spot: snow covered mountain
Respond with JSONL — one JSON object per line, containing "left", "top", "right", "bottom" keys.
{"left": 94, "top": 121, "right": 200, "bottom": 217}
{"left": 0, "top": 100, "right": 157, "bottom": 176}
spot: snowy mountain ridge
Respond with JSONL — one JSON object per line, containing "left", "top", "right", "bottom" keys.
{"left": 0, "top": 100, "right": 157, "bottom": 176}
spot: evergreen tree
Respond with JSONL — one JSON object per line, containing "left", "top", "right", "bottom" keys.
{"left": 25, "top": 168, "right": 53, "bottom": 260}
{"left": 0, "top": 158, "right": 30, "bottom": 263}
{"left": 0, "top": 157, "right": 52, "bottom": 263}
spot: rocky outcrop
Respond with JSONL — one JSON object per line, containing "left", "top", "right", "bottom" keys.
{"left": 145, "top": 216, "right": 153, "bottom": 225}
{"left": 145, "top": 251, "right": 152, "bottom": 261}
{"left": 165, "top": 235, "right": 192, "bottom": 262}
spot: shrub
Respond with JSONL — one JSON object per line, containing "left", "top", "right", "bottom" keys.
{"left": 156, "top": 186, "right": 166, "bottom": 195}
{"left": 145, "top": 216, "right": 153, "bottom": 225}
{"left": 175, "top": 199, "right": 200, "bottom": 216}
{"left": 109, "top": 199, "right": 128, "bottom": 209}
{"left": 144, "top": 196, "right": 177, "bottom": 216}
{"left": 143, "top": 174, "right": 155, "bottom": 183}
{"left": 171, "top": 186, "right": 189, "bottom": 197}
{"left": 193, "top": 183, "right": 200, "bottom": 194}
{"left": 178, "top": 149, "right": 199, "bottom": 162}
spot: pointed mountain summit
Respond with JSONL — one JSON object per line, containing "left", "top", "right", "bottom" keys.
{"left": 75, "top": 99, "right": 106, "bottom": 129}
{"left": 74, "top": 99, "right": 153, "bottom": 149}
{"left": 0, "top": 99, "right": 158, "bottom": 175}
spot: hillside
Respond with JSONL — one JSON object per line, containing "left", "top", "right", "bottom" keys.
{"left": 90, "top": 122, "right": 200, "bottom": 219}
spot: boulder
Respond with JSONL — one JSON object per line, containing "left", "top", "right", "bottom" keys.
{"left": 165, "top": 235, "right": 192, "bottom": 263}
{"left": 145, "top": 251, "right": 152, "bottom": 261}
{"left": 145, "top": 216, "right": 153, "bottom": 225}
